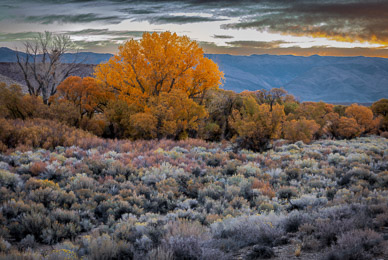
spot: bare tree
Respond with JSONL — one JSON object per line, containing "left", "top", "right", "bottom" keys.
{"left": 254, "top": 88, "right": 288, "bottom": 111}
{"left": 16, "top": 31, "right": 82, "bottom": 104}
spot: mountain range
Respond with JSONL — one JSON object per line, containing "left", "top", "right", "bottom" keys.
{"left": 0, "top": 47, "right": 387, "bottom": 102}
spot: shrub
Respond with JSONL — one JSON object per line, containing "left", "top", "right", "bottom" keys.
{"left": 0, "top": 170, "right": 19, "bottom": 190}
{"left": 283, "top": 211, "right": 308, "bottom": 233}
{"left": 207, "top": 157, "right": 221, "bottom": 167}
{"left": 167, "top": 236, "right": 202, "bottom": 260}
{"left": 88, "top": 234, "right": 118, "bottom": 260}
{"left": 324, "top": 229, "right": 383, "bottom": 260}
{"left": 277, "top": 187, "right": 298, "bottom": 201}
{"left": 29, "top": 161, "right": 47, "bottom": 176}
{"left": 19, "top": 235, "right": 36, "bottom": 250}
{"left": 336, "top": 117, "right": 361, "bottom": 139}
{"left": 210, "top": 214, "right": 286, "bottom": 250}
{"left": 285, "top": 167, "right": 302, "bottom": 181}
{"left": 283, "top": 118, "right": 320, "bottom": 143}
{"left": 229, "top": 100, "right": 285, "bottom": 152}
{"left": 246, "top": 245, "right": 275, "bottom": 260}
{"left": 0, "top": 118, "right": 98, "bottom": 150}
{"left": 147, "top": 246, "right": 174, "bottom": 260}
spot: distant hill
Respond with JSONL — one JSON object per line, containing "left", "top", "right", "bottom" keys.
{"left": 0, "top": 62, "right": 95, "bottom": 94}
{"left": 0, "top": 74, "right": 22, "bottom": 88}
{"left": 1, "top": 47, "right": 387, "bottom": 102}
{"left": 0, "top": 47, "right": 113, "bottom": 64}
{"left": 206, "top": 54, "right": 388, "bottom": 103}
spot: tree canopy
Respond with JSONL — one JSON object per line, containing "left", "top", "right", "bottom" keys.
{"left": 94, "top": 32, "right": 223, "bottom": 106}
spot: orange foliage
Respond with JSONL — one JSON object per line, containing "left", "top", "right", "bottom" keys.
{"left": 0, "top": 83, "right": 45, "bottom": 120}
{"left": 94, "top": 32, "right": 220, "bottom": 140}
{"left": 149, "top": 89, "right": 208, "bottom": 139}
{"left": 251, "top": 179, "right": 275, "bottom": 198}
{"left": 337, "top": 117, "right": 361, "bottom": 139}
{"left": 371, "top": 99, "right": 388, "bottom": 131}
{"left": 283, "top": 118, "right": 320, "bottom": 143}
{"left": 229, "top": 96, "right": 285, "bottom": 151}
{"left": 345, "top": 104, "right": 376, "bottom": 133}
{"left": 288, "top": 101, "right": 334, "bottom": 127}
{"left": 323, "top": 112, "right": 340, "bottom": 137}
{"left": 54, "top": 76, "right": 112, "bottom": 119}
{"left": 0, "top": 118, "right": 98, "bottom": 151}
{"left": 94, "top": 32, "right": 223, "bottom": 106}
{"left": 106, "top": 89, "right": 208, "bottom": 140}
{"left": 29, "top": 161, "right": 47, "bottom": 176}
{"left": 129, "top": 112, "right": 158, "bottom": 140}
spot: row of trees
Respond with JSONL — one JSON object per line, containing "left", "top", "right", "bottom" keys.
{"left": 2, "top": 78, "right": 386, "bottom": 151}
{"left": 2, "top": 31, "right": 387, "bottom": 151}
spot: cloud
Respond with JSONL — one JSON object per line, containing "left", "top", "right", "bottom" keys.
{"left": 0, "top": 32, "right": 40, "bottom": 42}
{"left": 141, "top": 15, "right": 227, "bottom": 25}
{"left": 24, "top": 14, "right": 123, "bottom": 24}
{"left": 226, "top": 40, "right": 289, "bottom": 49}
{"left": 66, "top": 29, "right": 149, "bottom": 38}
{"left": 71, "top": 39, "right": 121, "bottom": 53}
{"left": 120, "top": 7, "right": 157, "bottom": 15}
{"left": 213, "top": 35, "right": 234, "bottom": 39}
{"left": 222, "top": 1, "right": 388, "bottom": 45}
{"left": 200, "top": 41, "right": 388, "bottom": 58}
{"left": 1, "top": 0, "right": 388, "bottom": 57}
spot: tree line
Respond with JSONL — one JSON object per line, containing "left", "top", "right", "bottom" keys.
{"left": 1, "top": 31, "right": 387, "bottom": 151}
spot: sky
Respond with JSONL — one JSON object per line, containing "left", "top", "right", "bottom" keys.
{"left": 1, "top": 0, "right": 388, "bottom": 57}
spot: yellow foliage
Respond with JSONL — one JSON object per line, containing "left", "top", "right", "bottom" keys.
{"left": 129, "top": 112, "right": 158, "bottom": 139}
{"left": 229, "top": 96, "right": 285, "bottom": 151}
{"left": 288, "top": 101, "right": 333, "bottom": 127}
{"left": 337, "top": 117, "right": 361, "bottom": 138}
{"left": 94, "top": 31, "right": 223, "bottom": 106}
{"left": 371, "top": 98, "right": 388, "bottom": 131}
{"left": 283, "top": 118, "right": 320, "bottom": 143}
{"left": 149, "top": 89, "right": 208, "bottom": 139}
{"left": 53, "top": 76, "right": 112, "bottom": 119}
{"left": 345, "top": 104, "right": 376, "bottom": 133}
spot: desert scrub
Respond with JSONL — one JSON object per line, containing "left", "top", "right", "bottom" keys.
{"left": 0, "top": 136, "right": 387, "bottom": 259}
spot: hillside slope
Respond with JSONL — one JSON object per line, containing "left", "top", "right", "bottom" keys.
{"left": 206, "top": 54, "right": 388, "bottom": 102}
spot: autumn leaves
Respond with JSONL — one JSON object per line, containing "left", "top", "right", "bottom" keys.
{"left": 92, "top": 32, "right": 222, "bottom": 139}
{"left": 1, "top": 31, "right": 386, "bottom": 151}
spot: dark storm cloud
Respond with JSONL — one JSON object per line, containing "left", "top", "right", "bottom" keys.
{"left": 7, "top": 1, "right": 388, "bottom": 45}
{"left": 0, "top": 32, "right": 40, "bottom": 42}
{"left": 24, "top": 14, "right": 123, "bottom": 25}
{"left": 213, "top": 35, "right": 234, "bottom": 39}
{"left": 66, "top": 29, "right": 148, "bottom": 37}
{"left": 144, "top": 15, "right": 227, "bottom": 25}
{"left": 222, "top": 1, "right": 388, "bottom": 44}
{"left": 1, "top": 0, "right": 388, "bottom": 57}
{"left": 226, "top": 40, "right": 289, "bottom": 49}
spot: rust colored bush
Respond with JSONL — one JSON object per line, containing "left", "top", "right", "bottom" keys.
{"left": 336, "top": 117, "right": 361, "bottom": 139}
{"left": 283, "top": 118, "right": 320, "bottom": 143}
{"left": 29, "top": 162, "right": 47, "bottom": 176}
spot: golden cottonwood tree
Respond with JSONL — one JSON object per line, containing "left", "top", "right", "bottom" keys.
{"left": 94, "top": 32, "right": 222, "bottom": 140}
{"left": 229, "top": 96, "right": 285, "bottom": 151}
{"left": 94, "top": 32, "right": 223, "bottom": 106}
{"left": 124, "top": 89, "right": 207, "bottom": 140}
